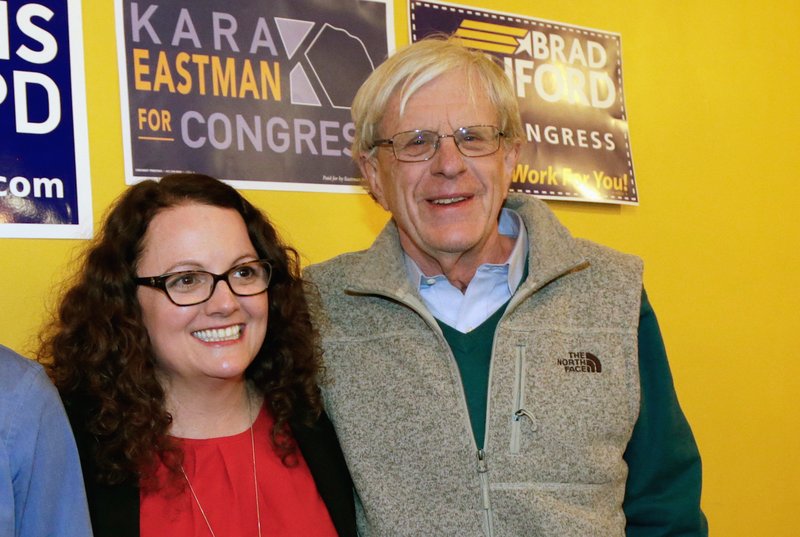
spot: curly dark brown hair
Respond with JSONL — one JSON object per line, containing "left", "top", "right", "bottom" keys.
{"left": 38, "top": 173, "right": 322, "bottom": 486}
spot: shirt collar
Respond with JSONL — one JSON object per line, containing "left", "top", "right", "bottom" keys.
{"left": 403, "top": 207, "right": 529, "bottom": 294}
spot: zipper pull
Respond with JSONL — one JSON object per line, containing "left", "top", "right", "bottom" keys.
{"left": 476, "top": 449, "right": 490, "bottom": 508}
{"left": 513, "top": 408, "right": 538, "bottom": 430}
{"left": 476, "top": 449, "right": 494, "bottom": 534}
{"left": 477, "top": 449, "right": 488, "bottom": 472}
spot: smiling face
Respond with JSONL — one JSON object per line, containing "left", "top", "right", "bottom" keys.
{"left": 361, "top": 69, "right": 520, "bottom": 278}
{"left": 135, "top": 203, "right": 268, "bottom": 389}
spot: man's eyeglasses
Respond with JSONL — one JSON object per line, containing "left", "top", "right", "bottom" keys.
{"left": 371, "top": 125, "right": 504, "bottom": 162}
{"left": 135, "top": 260, "right": 272, "bottom": 306}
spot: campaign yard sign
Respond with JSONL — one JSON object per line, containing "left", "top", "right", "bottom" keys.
{"left": 116, "top": 0, "right": 392, "bottom": 192}
{"left": 411, "top": 0, "right": 638, "bottom": 205}
{"left": 1, "top": 0, "right": 92, "bottom": 238}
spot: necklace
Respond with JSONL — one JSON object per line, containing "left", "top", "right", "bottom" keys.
{"left": 179, "top": 396, "right": 262, "bottom": 537}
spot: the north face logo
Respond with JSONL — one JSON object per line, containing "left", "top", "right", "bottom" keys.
{"left": 558, "top": 351, "right": 602, "bottom": 373}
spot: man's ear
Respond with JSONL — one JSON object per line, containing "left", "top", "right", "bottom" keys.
{"left": 359, "top": 154, "right": 389, "bottom": 210}
{"left": 501, "top": 140, "right": 522, "bottom": 192}
{"left": 504, "top": 140, "right": 521, "bottom": 176}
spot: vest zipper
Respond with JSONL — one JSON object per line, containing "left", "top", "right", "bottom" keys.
{"left": 509, "top": 344, "right": 526, "bottom": 454}
{"left": 477, "top": 448, "right": 494, "bottom": 536}
{"left": 510, "top": 344, "right": 537, "bottom": 454}
{"left": 373, "top": 289, "right": 498, "bottom": 534}
{"left": 428, "top": 316, "right": 496, "bottom": 532}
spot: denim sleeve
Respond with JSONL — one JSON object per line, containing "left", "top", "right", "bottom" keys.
{"left": 623, "top": 290, "right": 708, "bottom": 536}
{"left": 1, "top": 356, "right": 93, "bottom": 537}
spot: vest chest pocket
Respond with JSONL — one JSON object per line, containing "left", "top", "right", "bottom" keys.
{"left": 493, "top": 333, "right": 635, "bottom": 484}
{"left": 510, "top": 344, "right": 537, "bottom": 454}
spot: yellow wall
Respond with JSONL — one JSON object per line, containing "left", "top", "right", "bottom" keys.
{"left": 1, "top": 0, "right": 798, "bottom": 534}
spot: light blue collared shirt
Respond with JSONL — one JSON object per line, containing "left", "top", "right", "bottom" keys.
{"left": 0, "top": 345, "right": 93, "bottom": 537}
{"left": 404, "top": 208, "right": 529, "bottom": 333}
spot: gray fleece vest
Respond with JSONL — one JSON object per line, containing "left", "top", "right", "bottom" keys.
{"left": 306, "top": 195, "right": 643, "bottom": 537}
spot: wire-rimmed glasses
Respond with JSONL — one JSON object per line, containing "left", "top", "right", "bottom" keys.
{"left": 371, "top": 125, "right": 505, "bottom": 162}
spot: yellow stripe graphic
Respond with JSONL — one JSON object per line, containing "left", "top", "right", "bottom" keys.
{"left": 454, "top": 28, "right": 518, "bottom": 45}
{"left": 460, "top": 19, "right": 527, "bottom": 37}
{"left": 453, "top": 19, "right": 525, "bottom": 54}
{"left": 137, "top": 136, "right": 175, "bottom": 142}
{"left": 453, "top": 37, "right": 516, "bottom": 55}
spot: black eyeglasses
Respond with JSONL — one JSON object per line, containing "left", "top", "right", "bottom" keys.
{"left": 135, "top": 260, "right": 272, "bottom": 306}
{"left": 371, "top": 125, "right": 504, "bottom": 162}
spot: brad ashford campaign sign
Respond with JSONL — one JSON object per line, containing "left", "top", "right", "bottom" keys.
{"left": 411, "top": 0, "right": 638, "bottom": 205}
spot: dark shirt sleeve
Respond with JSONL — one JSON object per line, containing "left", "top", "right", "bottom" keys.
{"left": 63, "top": 394, "right": 140, "bottom": 537}
{"left": 623, "top": 289, "right": 709, "bottom": 536}
{"left": 291, "top": 410, "right": 357, "bottom": 537}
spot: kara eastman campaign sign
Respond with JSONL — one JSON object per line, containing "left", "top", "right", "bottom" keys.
{"left": 116, "top": 0, "right": 391, "bottom": 192}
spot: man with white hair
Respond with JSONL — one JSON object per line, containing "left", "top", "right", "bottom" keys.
{"left": 307, "top": 37, "right": 707, "bottom": 536}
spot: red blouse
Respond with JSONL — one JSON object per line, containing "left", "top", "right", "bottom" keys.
{"left": 140, "top": 407, "right": 338, "bottom": 537}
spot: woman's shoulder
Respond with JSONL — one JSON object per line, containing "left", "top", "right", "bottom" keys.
{"left": 290, "top": 409, "right": 357, "bottom": 537}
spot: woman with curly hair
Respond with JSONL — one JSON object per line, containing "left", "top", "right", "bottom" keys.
{"left": 38, "top": 173, "right": 356, "bottom": 537}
